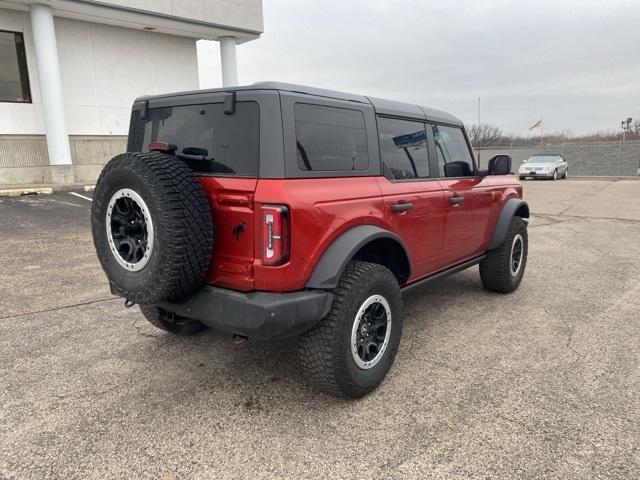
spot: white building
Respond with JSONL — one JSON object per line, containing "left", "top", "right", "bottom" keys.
{"left": 0, "top": 0, "right": 263, "bottom": 185}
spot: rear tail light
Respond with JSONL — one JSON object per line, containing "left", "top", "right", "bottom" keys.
{"left": 261, "top": 204, "right": 289, "bottom": 266}
{"left": 148, "top": 142, "right": 177, "bottom": 154}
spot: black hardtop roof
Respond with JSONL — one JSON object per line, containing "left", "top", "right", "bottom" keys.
{"left": 136, "top": 81, "right": 462, "bottom": 126}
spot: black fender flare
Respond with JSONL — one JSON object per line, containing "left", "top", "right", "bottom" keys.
{"left": 305, "top": 225, "right": 410, "bottom": 289}
{"left": 488, "top": 198, "right": 530, "bottom": 250}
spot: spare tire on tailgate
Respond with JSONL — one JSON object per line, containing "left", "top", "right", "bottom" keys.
{"left": 91, "top": 152, "right": 213, "bottom": 304}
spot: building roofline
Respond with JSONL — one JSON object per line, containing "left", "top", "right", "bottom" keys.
{"left": 71, "top": 0, "right": 262, "bottom": 36}
{"left": 1, "top": 0, "right": 262, "bottom": 41}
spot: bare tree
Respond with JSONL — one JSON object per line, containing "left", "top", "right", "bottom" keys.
{"left": 467, "top": 122, "right": 639, "bottom": 147}
{"left": 467, "top": 123, "right": 504, "bottom": 147}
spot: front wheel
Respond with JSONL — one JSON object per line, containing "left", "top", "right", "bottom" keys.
{"left": 299, "top": 261, "right": 403, "bottom": 398}
{"left": 552, "top": 169, "right": 558, "bottom": 180}
{"left": 563, "top": 169, "right": 568, "bottom": 179}
{"left": 480, "top": 216, "right": 528, "bottom": 293}
{"left": 519, "top": 176, "right": 526, "bottom": 181}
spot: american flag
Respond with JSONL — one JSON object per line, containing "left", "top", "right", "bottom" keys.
{"left": 529, "top": 119, "right": 542, "bottom": 130}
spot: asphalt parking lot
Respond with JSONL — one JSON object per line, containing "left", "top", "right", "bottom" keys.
{"left": 1, "top": 179, "right": 639, "bottom": 479}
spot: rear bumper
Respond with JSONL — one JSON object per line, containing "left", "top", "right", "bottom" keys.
{"left": 155, "top": 286, "right": 333, "bottom": 340}
{"left": 520, "top": 171, "right": 553, "bottom": 178}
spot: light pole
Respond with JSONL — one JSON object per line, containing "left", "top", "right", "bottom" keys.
{"left": 621, "top": 117, "right": 632, "bottom": 142}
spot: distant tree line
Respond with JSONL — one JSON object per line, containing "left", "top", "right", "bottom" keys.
{"left": 467, "top": 120, "right": 640, "bottom": 147}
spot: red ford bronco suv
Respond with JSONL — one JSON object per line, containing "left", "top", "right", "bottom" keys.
{"left": 91, "top": 82, "right": 529, "bottom": 398}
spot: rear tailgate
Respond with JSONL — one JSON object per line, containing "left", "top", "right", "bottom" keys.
{"left": 199, "top": 177, "right": 257, "bottom": 291}
{"left": 127, "top": 96, "right": 262, "bottom": 292}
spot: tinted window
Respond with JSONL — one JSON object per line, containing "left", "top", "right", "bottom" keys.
{"left": 128, "top": 102, "right": 259, "bottom": 176}
{"left": 295, "top": 103, "right": 368, "bottom": 171}
{"left": 378, "top": 117, "right": 429, "bottom": 180}
{"left": 0, "top": 31, "right": 31, "bottom": 103}
{"left": 433, "top": 125, "right": 475, "bottom": 177}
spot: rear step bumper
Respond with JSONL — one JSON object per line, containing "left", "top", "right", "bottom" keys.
{"left": 155, "top": 286, "right": 333, "bottom": 340}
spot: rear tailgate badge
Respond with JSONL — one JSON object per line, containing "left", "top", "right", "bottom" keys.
{"left": 232, "top": 220, "right": 246, "bottom": 240}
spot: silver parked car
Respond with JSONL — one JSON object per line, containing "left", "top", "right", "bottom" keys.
{"left": 518, "top": 154, "right": 568, "bottom": 180}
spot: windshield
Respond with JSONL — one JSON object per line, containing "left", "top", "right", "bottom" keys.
{"left": 528, "top": 155, "right": 557, "bottom": 164}
{"left": 128, "top": 101, "right": 260, "bottom": 177}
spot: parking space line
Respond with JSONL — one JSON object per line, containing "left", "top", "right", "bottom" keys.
{"left": 69, "top": 192, "right": 93, "bottom": 202}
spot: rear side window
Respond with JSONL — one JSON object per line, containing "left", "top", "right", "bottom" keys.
{"left": 128, "top": 102, "right": 259, "bottom": 177}
{"left": 378, "top": 117, "right": 430, "bottom": 180}
{"left": 295, "top": 103, "right": 368, "bottom": 171}
{"left": 432, "top": 125, "right": 475, "bottom": 177}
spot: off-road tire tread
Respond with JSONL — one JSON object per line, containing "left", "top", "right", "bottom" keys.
{"left": 92, "top": 152, "right": 213, "bottom": 304}
{"left": 299, "top": 261, "right": 402, "bottom": 398}
{"left": 480, "top": 216, "right": 527, "bottom": 293}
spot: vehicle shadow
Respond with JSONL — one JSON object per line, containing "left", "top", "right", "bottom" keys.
{"left": 133, "top": 268, "right": 488, "bottom": 405}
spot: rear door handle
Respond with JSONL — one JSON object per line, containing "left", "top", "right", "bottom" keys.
{"left": 391, "top": 202, "right": 413, "bottom": 213}
{"left": 448, "top": 195, "right": 464, "bottom": 206}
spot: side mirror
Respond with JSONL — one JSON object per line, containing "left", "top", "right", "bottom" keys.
{"left": 488, "top": 154, "right": 512, "bottom": 175}
{"left": 522, "top": 159, "right": 528, "bottom": 163}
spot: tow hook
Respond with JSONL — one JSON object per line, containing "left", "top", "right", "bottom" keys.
{"left": 124, "top": 299, "right": 136, "bottom": 308}
{"left": 232, "top": 334, "right": 248, "bottom": 345}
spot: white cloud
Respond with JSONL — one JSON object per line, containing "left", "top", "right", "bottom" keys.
{"left": 198, "top": 0, "right": 640, "bottom": 135}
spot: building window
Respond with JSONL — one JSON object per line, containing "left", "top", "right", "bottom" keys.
{"left": 295, "top": 103, "right": 368, "bottom": 171}
{"left": 0, "top": 30, "right": 31, "bottom": 103}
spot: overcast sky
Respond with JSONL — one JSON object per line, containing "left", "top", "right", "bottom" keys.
{"left": 197, "top": 0, "right": 640, "bottom": 136}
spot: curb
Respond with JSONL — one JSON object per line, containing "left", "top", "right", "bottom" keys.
{"left": 565, "top": 176, "right": 640, "bottom": 181}
{"left": 0, "top": 184, "right": 96, "bottom": 197}
{"left": 0, "top": 187, "right": 54, "bottom": 197}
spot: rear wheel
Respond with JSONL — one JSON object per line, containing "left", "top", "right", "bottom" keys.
{"left": 480, "top": 216, "right": 528, "bottom": 293}
{"left": 139, "top": 305, "right": 207, "bottom": 336}
{"left": 299, "top": 261, "right": 403, "bottom": 398}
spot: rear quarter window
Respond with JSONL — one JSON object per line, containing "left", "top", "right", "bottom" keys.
{"left": 128, "top": 101, "right": 260, "bottom": 177}
{"left": 294, "top": 103, "right": 368, "bottom": 171}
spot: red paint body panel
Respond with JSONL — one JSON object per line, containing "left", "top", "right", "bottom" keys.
{"left": 252, "top": 177, "right": 386, "bottom": 292}
{"left": 437, "top": 177, "right": 494, "bottom": 264}
{"left": 198, "top": 177, "right": 258, "bottom": 291}
{"left": 376, "top": 177, "right": 446, "bottom": 278}
{"left": 198, "top": 173, "right": 522, "bottom": 293}
{"left": 437, "top": 176, "right": 522, "bottom": 264}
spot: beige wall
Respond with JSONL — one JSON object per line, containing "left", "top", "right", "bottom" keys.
{"left": 0, "top": 8, "right": 199, "bottom": 136}
{"left": 102, "top": 0, "right": 263, "bottom": 33}
{"left": 0, "top": 134, "right": 127, "bottom": 184}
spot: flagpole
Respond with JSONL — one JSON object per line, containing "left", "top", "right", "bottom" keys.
{"left": 541, "top": 118, "right": 544, "bottom": 145}
{"left": 477, "top": 97, "right": 481, "bottom": 164}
